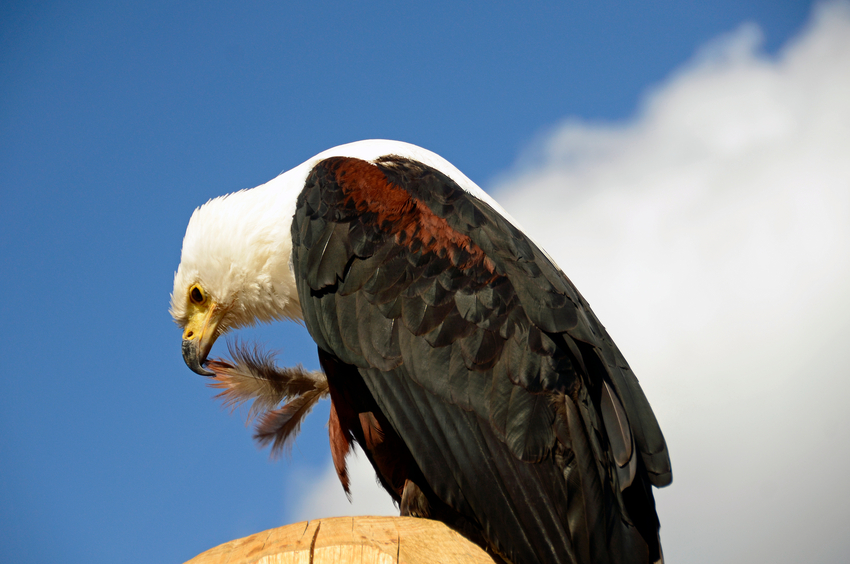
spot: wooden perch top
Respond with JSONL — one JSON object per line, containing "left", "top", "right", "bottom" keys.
{"left": 185, "top": 515, "right": 500, "bottom": 564}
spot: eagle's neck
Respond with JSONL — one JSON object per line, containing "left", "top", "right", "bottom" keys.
{"left": 221, "top": 176, "right": 305, "bottom": 326}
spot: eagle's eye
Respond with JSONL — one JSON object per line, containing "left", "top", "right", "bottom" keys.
{"left": 189, "top": 285, "right": 205, "bottom": 305}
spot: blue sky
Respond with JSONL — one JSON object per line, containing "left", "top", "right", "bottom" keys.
{"left": 0, "top": 2, "right": 834, "bottom": 563}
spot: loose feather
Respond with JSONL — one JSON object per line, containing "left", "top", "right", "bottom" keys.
{"left": 254, "top": 386, "right": 328, "bottom": 457}
{"left": 206, "top": 339, "right": 329, "bottom": 457}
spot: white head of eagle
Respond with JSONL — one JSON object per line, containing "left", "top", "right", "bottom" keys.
{"left": 170, "top": 139, "right": 671, "bottom": 564}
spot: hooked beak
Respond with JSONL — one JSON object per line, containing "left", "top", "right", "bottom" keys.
{"left": 181, "top": 303, "right": 223, "bottom": 377}
{"left": 182, "top": 338, "right": 215, "bottom": 376}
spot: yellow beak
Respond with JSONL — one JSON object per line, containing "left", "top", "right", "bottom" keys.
{"left": 181, "top": 302, "right": 224, "bottom": 376}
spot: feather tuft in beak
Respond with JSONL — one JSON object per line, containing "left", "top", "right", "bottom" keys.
{"left": 205, "top": 339, "right": 328, "bottom": 457}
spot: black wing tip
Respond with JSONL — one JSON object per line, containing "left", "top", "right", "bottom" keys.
{"left": 649, "top": 470, "right": 673, "bottom": 488}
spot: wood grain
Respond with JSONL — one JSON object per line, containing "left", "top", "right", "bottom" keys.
{"left": 185, "top": 516, "right": 500, "bottom": 564}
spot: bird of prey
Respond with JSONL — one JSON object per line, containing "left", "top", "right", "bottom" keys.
{"left": 171, "top": 140, "right": 671, "bottom": 564}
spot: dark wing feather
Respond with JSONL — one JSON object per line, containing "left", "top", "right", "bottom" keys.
{"left": 291, "top": 155, "right": 671, "bottom": 564}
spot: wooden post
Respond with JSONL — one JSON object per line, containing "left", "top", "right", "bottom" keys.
{"left": 185, "top": 516, "right": 500, "bottom": 564}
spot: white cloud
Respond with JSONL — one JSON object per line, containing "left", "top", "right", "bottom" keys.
{"left": 288, "top": 3, "right": 850, "bottom": 562}
{"left": 286, "top": 444, "right": 397, "bottom": 523}
{"left": 494, "top": 3, "right": 850, "bottom": 563}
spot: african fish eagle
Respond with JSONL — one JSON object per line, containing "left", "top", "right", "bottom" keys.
{"left": 171, "top": 140, "right": 672, "bottom": 564}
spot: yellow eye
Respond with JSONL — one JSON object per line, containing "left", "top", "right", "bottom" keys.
{"left": 189, "top": 284, "right": 205, "bottom": 305}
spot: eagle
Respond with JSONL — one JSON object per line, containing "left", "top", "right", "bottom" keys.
{"left": 171, "top": 140, "right": 671, "bottom": 564}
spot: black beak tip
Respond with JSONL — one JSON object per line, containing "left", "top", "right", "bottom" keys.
{"left": 182, "top": 339, "right": 215, "bottom": 376}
